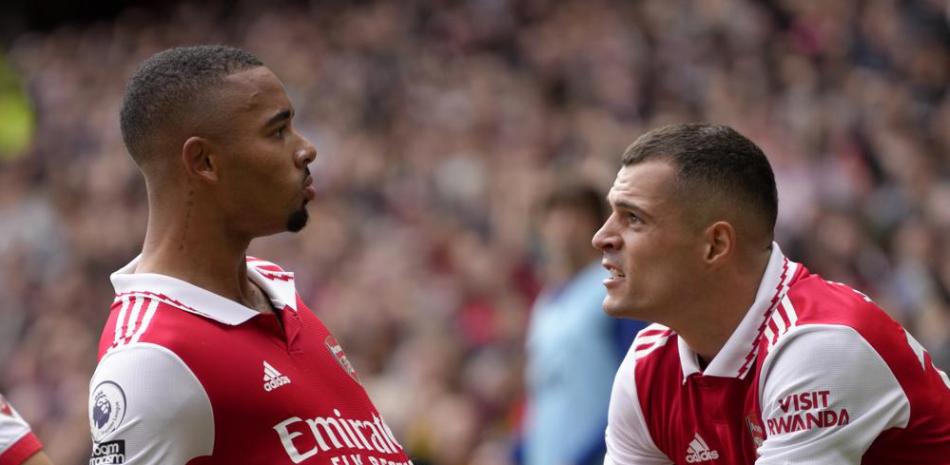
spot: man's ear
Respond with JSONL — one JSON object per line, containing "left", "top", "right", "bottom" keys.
{"left": 702, "top": 220, "right": 735, "bottom": 266}
{"left": 181, "top": 136, "right": 218, "bottom": 182}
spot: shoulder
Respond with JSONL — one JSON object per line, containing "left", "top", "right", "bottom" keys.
{"left": 764, "top": 274, "right": 924, "bottom": 370}
{"left": 630, "top": 324, "right": 676, "bottom": 359}
{"left": 89, "top": 343, "right": 214, "bottom": 463}
{"left": 618, "top": 324, "right": 680, "bottom": 392}
{"left": 612, "top": 323, "right": 681, "bottom": 411}
{"left": 0, "top": 395, "right": 43, "bottom": 465}
{"left": 761, "top": 279, "right": 907, "bottom": 396}
{"left": 92, "top": 343, "right": 211, "bottom": 429}
{"left": 784, "top": 274, "right": 886, "bottom": 328}
{"left": 760, "top": 275, "right": 903, "bottom": 356}
{"left": 623, "top": 324, "right": 679, "bottom": 378}
{"left": 760, "top": 277, "right": 950, "bottom": 419}
{"left": 605, "top": 326, "right": 673, "bottom": 465}
{"left": 99, "top": 294, "right": 221, "bottom": 360}
{"left": 758, "top": 324, "right": 911, "bottom": 429}
{"left": 0, "top": 396, "right": 31, "bottom": 443}
{"left": 754, "top": 325, "right": 915, "bottom": 462}
{"left": 762, "top": 324, "right": 893, "bottom": 385}
{"left": 613, "top": 324, "right": 682, "bottom": 422}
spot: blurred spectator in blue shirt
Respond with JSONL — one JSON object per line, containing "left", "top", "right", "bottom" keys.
{"left": 522, "top": 183, "right": 646, "bottom": 465}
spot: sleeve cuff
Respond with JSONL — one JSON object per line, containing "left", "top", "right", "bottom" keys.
{"left": 0, "top": 432, "right": 43, "bottom": 465}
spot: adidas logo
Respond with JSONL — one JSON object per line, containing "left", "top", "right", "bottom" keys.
{"left": 263, "top": 361, "right": 291, "bottom": 392}
{"left": 685, "top": 432, "right": 720, "bottom": 463}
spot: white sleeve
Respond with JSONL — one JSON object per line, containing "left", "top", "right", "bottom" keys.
{"left": 603, "top": 347, "right": 672, "bottom": 465}
{"left": 0, "top": 395, "right": 39, "bottom": 462}
{"left": 89, "top": 343, "right": 214, "bottom": 465}
{"left": 755, "top": 326, "right": 909, "bottom": 465}
{"left": 0, "top": 399, "right": 30, "bottom": 450}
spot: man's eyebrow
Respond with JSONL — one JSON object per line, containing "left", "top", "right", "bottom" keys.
{"left": 264, "top": 109, "right": 293, "bottom": 127}
{"left": 613, "top": 199, "right": 654, "bottom": 220}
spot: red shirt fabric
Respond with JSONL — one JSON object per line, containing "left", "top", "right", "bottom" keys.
{"left": 89, "top": 256, "right": 413, "bottom": 465}
{"left": 605, "top": 244, "right": 950, "bottom": 465}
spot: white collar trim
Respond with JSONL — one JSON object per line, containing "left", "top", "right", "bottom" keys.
{"left": 679, "top": 242, "right": 799, "bottom": 381}
{"left": 110, "top": 255, "right": 298, "bottom": 326}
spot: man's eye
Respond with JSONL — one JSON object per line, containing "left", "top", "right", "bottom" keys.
{"left": 274, "top": 126, "right": 286, "bottom": 138}
{"left": 627, "top": 212, "right": 641, "bottom": 224}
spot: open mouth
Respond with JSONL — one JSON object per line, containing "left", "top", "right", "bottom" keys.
{"left": 603, "top": 261, "right": 626, "bottom": 278}
{"left": 602, "top": 261, "right": 626, "bottom": 288}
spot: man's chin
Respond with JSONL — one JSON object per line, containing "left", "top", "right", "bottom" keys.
{"left": 286, "top": 207, "right": 309, "bottom": 233}
{"left": 602, "top": 297, "right": 643, "bottom": 320}
{"left": 602, "top": 297, "right": 626, "bottom": 318}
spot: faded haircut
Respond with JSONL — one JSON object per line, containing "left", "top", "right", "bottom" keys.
{"left": 621, "top": 123, "right": 778, "bottom": 237}
{"left": 119, "top": 45, "right": 263, "bottom": 166}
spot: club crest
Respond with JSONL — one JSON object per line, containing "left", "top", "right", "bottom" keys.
{"left": 746, "top": 415, "right": 765, "bottom": 451}
{"left": 325, "top": 336, "right": 359, "bottom": 383}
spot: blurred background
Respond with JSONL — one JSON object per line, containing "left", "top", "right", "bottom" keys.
{"left": 0, "top": 0, "right": 948, "bottom": 464}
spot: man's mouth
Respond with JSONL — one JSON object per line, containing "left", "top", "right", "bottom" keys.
{"left": 303, "top": 173, "right": 316, "bottom": 201}
{"left": 603, "top": 260, "right": 626, "bottom": 278}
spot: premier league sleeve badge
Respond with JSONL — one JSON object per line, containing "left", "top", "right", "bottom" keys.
{"left": 91, "top": 381, "right": 127, "bottom": 443}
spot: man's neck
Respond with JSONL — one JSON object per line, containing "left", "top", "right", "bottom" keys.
{"left": 678, "top": 298, "right": 751, "bottom": 364}
{"left": 136, "top": 207, "right": 256, "bottom": 307}
{"left": 672, "top": 252, "right": 771, "bottom": 364}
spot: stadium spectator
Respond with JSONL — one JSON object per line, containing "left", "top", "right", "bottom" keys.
{"left": 521, "top": 183, "right": 646, "bottom": 465}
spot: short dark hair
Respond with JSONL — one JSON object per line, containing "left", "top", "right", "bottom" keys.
{"left": 542, "top": 182, "right": 608, "bottom": 226}
{"left": 622, "top": 123, "right": 778, "bottom": 235}
{"left": 120, "top": 45, "right": 263, "bottom": 165}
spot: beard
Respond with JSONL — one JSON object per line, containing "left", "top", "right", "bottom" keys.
{"left": 286, "top": 205, "right": 309, "bottom": 232}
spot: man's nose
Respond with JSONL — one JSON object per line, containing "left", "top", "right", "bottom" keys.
{"left": 295, "top": 141, "right": 317, "bottom": 167}
{"left": 592, "top": 216, "right": 618, "bottom": 251}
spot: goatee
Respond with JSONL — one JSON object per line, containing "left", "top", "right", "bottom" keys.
{"left": 286, "top": 207, "right": 309, "bottom": 232}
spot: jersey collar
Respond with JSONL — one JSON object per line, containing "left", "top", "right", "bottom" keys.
{"left": 110, "top": 255, "right": 299, "bottom": 326}
{"left": 678, "top": 242, "right": 800, "bottom": 381}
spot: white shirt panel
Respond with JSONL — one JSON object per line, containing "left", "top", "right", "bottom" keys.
{"left": 756, "top": 325, "right": 910, "bottom": 465}
{"left": 0, "top": 399, "right": 31, "bottom": 456}
{"left": 604, "top": 344, "right": 672, "bottom": 465}
{"left": 89, "top": 343, "right": 214, "bottom": 465}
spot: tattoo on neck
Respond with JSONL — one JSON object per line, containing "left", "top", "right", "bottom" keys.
{"left": 179, "top": 187, "right": 194, "bottom": 252}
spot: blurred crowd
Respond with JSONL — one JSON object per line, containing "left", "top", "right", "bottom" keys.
{"left": 0, "top": 0, "right": 947, "bottom": 463}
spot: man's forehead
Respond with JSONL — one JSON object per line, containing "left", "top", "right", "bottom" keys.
{"left": 608, "top": 160, "right": 678, "bottom": 200}
{"left": 220, "top": 66, "right": 291, "bottom": 112}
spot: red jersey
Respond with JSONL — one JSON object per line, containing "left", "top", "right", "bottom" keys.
{"left": 0, "top": 394, "right": 43, "bottom": 465}
{"left": 605, "top": 244, "right": 950, "bottom": 465}
{"left": 88, "top": 256, "right": 413, "bottom": 465}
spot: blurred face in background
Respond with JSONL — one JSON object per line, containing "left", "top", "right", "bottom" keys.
{"left": 592, "top": 159, "right": 706, "bottom": 323}
{"left": 204, "top": 66, "right": 317, "bottom": 238}
{"left": 539, "top": 204, "right": 599, "bottom": 282}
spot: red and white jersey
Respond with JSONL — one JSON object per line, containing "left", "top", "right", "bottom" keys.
{"left": 89, "top": 256, "right": 413, "bottom": 465}
{"left": 0, "top": 394, "right": 43, "bottom": 465}
{"left": 605, "top": 244, "right": 950, "bottom": 465}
